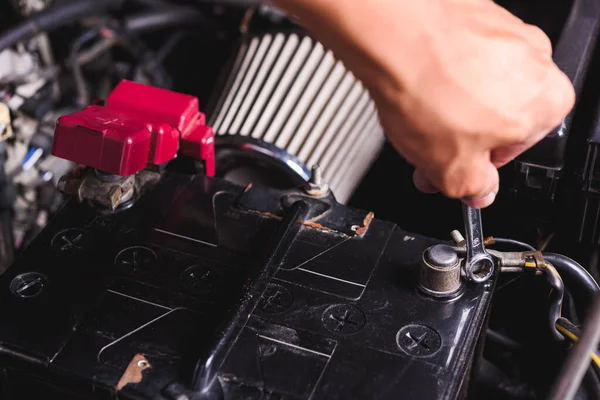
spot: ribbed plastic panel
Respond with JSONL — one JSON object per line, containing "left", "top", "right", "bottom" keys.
{"left": 209, "top": 32, "right": 385, "bottom": 204}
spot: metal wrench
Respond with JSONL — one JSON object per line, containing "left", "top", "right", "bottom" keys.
{"left": 462, "top": 204, "right": 495, "bottom": 283}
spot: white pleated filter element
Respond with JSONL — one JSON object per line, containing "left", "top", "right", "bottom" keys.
{"left": 209, "top": 32, "right": 385, "bottom": 204}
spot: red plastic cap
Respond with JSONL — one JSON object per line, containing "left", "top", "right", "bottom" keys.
{"left": 51, "top": 80, "right": 215, "bottom": 176}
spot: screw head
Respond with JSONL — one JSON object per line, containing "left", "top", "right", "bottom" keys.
{"left": 51, "top": 228, "right": 93, "bottom": 254}
{"left": 180, "top": 264, "right": 220, "bottom": 295}
{"left": 258, "top": 284, "right": 294, "bottom": 314}
{"left": 114, "top": 246, "right": 157, "bottom": 273}
{"left": 396, "top": 324, "right": 441, "bottom": 357}
{"left": 10, "top": 272, "right": 48, "bottom": 298}
{"left": 322, "top": 304, "right": 366, "bottom": 335}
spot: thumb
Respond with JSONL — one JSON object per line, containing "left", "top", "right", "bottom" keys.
{"left": 460, "top": 160, "right": 500, "bottom": 209}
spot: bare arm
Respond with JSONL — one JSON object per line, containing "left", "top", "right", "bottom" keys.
{"left": 273, "top": 0, "right": 575, "bottom": 208}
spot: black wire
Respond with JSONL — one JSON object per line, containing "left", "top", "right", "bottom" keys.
{"left": 541, "top": 266, "right": 565, "bottom": 342}
{"left": 155, "top": 31, "right": 189, "bottom": 63}
{"left": 69, "top": 26, "right": 106, "bottom": 106}
{"left": 123, "top": 7, "right": 220, "bottom": 33}
{"left": 556, "top": 317, "right": 600, "bottom": 385}
{"left": 69, "top": 20, "right": 173, "bottom": 104}
{"left": 486, "top": 328, "right": 523, "bottom": 350}
{"left": 544, "top": 253, "right": 600, "bottom": 321}
{"left": 0, "top": 0, "right": 124, "bottom": 52}
{"left": 492, "top": 237, "right": 536, "bottom": 251}
{"left": 549, "top": 295, "right": 600, "bottom": 400}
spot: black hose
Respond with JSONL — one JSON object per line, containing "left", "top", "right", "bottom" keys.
{"left": 542, "top": 265, "right": 565, "bottom": 342}
{"left": 0, "top": 0, "right": 124, "bottom": 52}
{"left": 492, "top": 237, "right": 536, "bottom": 251}
{"left": 191, "top": 0, "right": 261, "bottom": 5}
{"left": 124, "top": 7, "right": 219, "bottom": 33}
{"left": 544, "top": 253, "right": 600, "bottom": 319}
{"left": 549, "top": 294, "right": 600, "bottom": 400}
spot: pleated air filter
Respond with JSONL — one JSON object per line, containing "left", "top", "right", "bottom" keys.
{"left": 208, "top": 32, "right": 385, "bottom": 204}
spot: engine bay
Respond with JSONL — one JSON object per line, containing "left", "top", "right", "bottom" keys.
{"left": 1, "top": 1, "right": 600, "bottom": 399}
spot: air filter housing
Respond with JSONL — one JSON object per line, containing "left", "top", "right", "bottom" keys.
{"left": 208, "top": 31, "right": 385, "bottom": 204}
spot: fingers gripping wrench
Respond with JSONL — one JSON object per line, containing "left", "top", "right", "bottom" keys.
{"left": 462, "top": 204, "right": 495, "bottom": 282}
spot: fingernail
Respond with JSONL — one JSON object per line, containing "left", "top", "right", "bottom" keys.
{"left": 463, "top": 191, "right": 496, "bottom": 209}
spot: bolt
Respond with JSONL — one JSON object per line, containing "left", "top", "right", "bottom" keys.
{"left": 51, "top": 228, "right": 92, "bottom": 254}
{"left": 450, "top": 230, "right": 465, "bottom": 245}
{"left": 396, "top": 324, "right": 441, "bottom": 357}
{"left": 114, "top": 246, "right": 157, "bottom": 273}
{"left": 310, "top": 165, "right": 323, "bottom": 185}
{"left": 258, "top": 284, "right": 294, "bottom": 313}
{"left": 322, "top": 304, "right": 366, "bottom": 335}
{"left": 10, "top": 272, "right": 48, "bottom": 298}
{"left": 305, "top": 164, "right": 329, "bottom": 197}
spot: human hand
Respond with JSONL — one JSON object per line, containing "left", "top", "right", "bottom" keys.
{"left": 275, "top": 0, "right": 575, "bottom": 208}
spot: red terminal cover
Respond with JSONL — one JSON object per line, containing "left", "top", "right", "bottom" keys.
{"left": 51, "top": 80, "right": 215, "bottom": 176}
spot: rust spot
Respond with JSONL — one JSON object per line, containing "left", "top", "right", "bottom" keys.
{"left": 244, "top": 183, "right": 253, "bottom": 192}
{"left": 302, "top": 220, "right": 334, "bottom": 232}
{"left": 484, "top": 236, "right": 495, "bottom": 246}
{"left": 355, "top": 212, "right": 374, "bottom": 236}
{"left": 250, "top": 210, "right": 282, "bottom": 220}
{"left": 115, "top": 353, "right": 151, "bottom": 391}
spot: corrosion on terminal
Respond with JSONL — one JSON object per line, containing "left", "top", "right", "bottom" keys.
{"left": 301, "top": 220, "right": 335, "bottom": 232}
{"left": 115, "top": 353, "right": 151, "bottom": 391}
{"left": 355, "top": 212, "right": 374, "bottom": 237}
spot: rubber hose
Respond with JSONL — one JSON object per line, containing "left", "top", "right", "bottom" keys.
{"left": 124, "top": 8, "right": 218, "bottom": 33}
{"left": 541, "top": 265, "right": 565, "bottom": 342}
{"left": 0, "top": 0, "right": 124, "bottom": 52}
{"left": 544, "top": 253, "right": 600, "bottom": 320}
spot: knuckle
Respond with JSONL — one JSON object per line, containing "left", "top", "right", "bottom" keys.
{"left": 525, "top": 24, "right": 553, "bottom": 54}
{"left": 543, "top": 70, "right": 575, "bottom": 129}
{"left": 504, "top": 115, "right": 535, "bottom": 143}
{"left": 552, "top": 71, "right": 576, "bottom": 113}
{"left": 438, "top": 165, "right": 479, "bottom": 199}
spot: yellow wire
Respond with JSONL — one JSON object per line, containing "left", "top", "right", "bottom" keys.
{"left": 524, "top": 262, "right": 536, "bottom": 268}
{"left": 524, "top": 262, "right": 562, "bottom": 281}
{"left": 521, "top": 256, "right": 600, "bottom": 368}
{"left": 545, "top": 263, "right": 563, "bottom": 282}
{"left": 556, "top": 324, "right": 600, "bottom": 369}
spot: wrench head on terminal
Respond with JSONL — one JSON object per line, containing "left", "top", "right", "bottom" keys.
{"left": 462, "top": 204, "right": 495, "bottom": 283}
